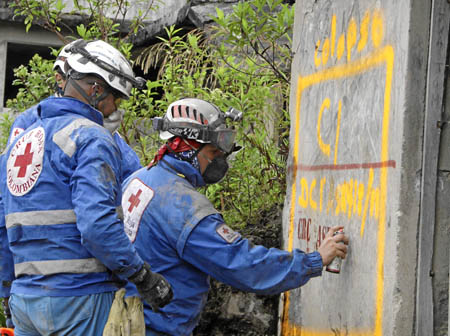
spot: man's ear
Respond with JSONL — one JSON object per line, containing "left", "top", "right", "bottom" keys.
{"left": 55, "top": 73, "right": 63, "bottom": 84}
{"left": 54, "top": 73, "right": 67, "bottom": 91}
{"left": 88, "top": 81, "right": 104, "bottom": 98}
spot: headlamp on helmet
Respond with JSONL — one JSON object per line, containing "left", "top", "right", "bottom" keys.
{"left": 153, "top": 98, "right": 243, "bottom": 154}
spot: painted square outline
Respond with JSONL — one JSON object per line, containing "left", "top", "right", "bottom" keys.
{"left": 282, "top": 45, "right": 394, "bottom": 336}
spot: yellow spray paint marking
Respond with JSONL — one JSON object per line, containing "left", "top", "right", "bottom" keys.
{"left": 322, "top": 38, "right": 330, "bottom": 66}
{"left": 358, "top": 11, "right": 370, "bottom": 52}
{"left": 361, "top": 168, "right": 374, "bottom": 236}
{"left": 372, "top": 10, "right": 384, "bottom": 48}
{"left": 317, "top": 98, "right": 331, "bottom": 157}
{"left": 320, "top": 177, "right": 326, "bottom": 212}
{"left": 331, "top": 15, "right": 336, "bottom": 56}
{"left": 298, "top": 177, "right": 309, "bottom": 209}
{"left": 356, "top": 182, "right": 365, "bottom": 216}
{"left": 284, "top": 42, "right": 395, "bottom": 336}
{"left": 309, "top": 179, "right": 318, "bottom": 210}
{"left": 347, "top": 18, "right": 357, "bottom": 62}
{"left": 333, "top": 99, "right": 342, "bottom": 165}
{"left": 315, "top": 10, "right": 386, "bottom": 70}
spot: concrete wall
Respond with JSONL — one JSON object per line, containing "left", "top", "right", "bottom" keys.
{"left": 61, "top": 0, "right": 190, "bottom": 45}
{"left": 280, "top": 0, "right": 442, "bottom": 335}
{"left": 434, "top": 50, "right": 450, "bottom": 336}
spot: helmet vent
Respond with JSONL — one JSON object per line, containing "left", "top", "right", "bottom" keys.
{"left": 171, "top": 105, "right": 208, "bottom": 125}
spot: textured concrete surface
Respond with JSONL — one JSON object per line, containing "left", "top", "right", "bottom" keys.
{"left": 281, "top": 0, "right": 435, "bottom": 335}
{"left": 433, "top": 66, "right": 450, "bottom": 336}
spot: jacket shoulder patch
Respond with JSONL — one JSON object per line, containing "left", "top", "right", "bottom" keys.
{"left": 122, "top": 178, "right": 154, "bottom": 242}
{"left": 216, "top": 223, "right": 240, "bottom": 244}
{"left": 6, "top": 127, "right": 45, "bottom": 196}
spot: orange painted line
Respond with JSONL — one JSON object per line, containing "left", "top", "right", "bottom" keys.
{"left": 283, "top": 44, "right": 394, "bottom": 335}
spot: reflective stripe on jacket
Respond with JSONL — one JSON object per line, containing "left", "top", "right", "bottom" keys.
{"left": 8, "top": 102, "right": 141, "bottom": 181}
{"left": 0, "top": 96, "right": 143, "bottom": 297}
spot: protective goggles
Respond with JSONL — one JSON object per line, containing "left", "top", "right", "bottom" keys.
{"left": 210, "top": 128, "right": 236, "bottom": 153}
{"left": 153, "top": 119, "right": 237, "bottom": 153}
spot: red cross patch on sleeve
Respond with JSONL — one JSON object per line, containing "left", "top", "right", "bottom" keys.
{"left": 216, "top": 223, "right": 240, "bottom": 244}
{"left": 6, "top": 127, "right": 45, "bottom": 196}
{"left": 122, "top": 178, "right": 154, "bottom": 242}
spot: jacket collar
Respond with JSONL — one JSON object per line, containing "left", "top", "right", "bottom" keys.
{"left": 38, "top": 96, "right": 104, "bottom": 126}
{"left": 159, "top": 154, "right": 206, "bottom": 188}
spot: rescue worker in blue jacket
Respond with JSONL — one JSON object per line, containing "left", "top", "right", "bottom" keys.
{"left": 121, "top": 98, "right": 349, "bottom": 336}
{"left": 0, "top": 39, "right": 172, "bottom": 335}
{"left": 0, "top": 39, "right": 142, "bottom": 330}
{"left": 7, "top": 39, "right": 142, "bottom": 181}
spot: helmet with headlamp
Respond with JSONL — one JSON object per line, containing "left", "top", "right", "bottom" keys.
{"left": 153, "top": 98, "right": 243, "bottom": 154}
{"left": 65, "top": 39, "right": 146, "bottom": 99}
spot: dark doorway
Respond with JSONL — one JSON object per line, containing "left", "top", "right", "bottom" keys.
{"left": 4, "top": 42, "right": 55, "bottom": 105}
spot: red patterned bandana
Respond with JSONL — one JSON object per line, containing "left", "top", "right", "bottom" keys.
{"left": 148, "top": 137, "right": 201, "bottom": 168}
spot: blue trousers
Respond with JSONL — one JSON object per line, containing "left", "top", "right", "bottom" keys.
{"left": 9, "top": 292, "right": 114, "bottom": 336}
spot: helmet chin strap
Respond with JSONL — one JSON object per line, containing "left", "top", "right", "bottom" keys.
{"left": 67, "top": 77, "right": 109, "bottom": 110}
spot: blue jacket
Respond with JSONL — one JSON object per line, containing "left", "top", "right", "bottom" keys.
{"left": 122, "top": 154, "right": 323, "bottom": 336}
{"left": 8, "top": 103, "right": 141, "bottom": 181}
{"left": 0, "top": 96, "right": 143, "bottom": 297}
{"left": 113, "top": 132, "right": 141, "bottom": 180}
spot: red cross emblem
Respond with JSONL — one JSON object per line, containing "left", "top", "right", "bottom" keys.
{"left": 122, "top": 179, "right": 154, "bottom": 243}
{"left": 128, "top": 189, "right": 142, "bottom": 212}
{"left": 14, "top": 142, "right": 34, "bottom": 178}
{"left": 7, "top": 127, "right": 45, "bottom": 197}
{"left": 216, "top": 224, "right": 239, "bottom": 243}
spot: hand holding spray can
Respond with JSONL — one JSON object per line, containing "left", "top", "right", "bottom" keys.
{"left": 326, "top": 229, "right": 344, "bottom": 274}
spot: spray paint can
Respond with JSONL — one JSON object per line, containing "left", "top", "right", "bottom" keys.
{"left": 326, "top": 229, "right": 344, "bottom": 274}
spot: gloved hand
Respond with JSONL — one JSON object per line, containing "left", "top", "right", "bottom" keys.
{"left": 2, "top": 297, "right": 14, "bottom": 328}
{"left": 104, "top": 109, "right": 125, "bottom": 134}
{"left": 128, "top": 263, "right": 173, "bottom": 312}
{"left": 103, "top": 288, "right": 145, "bottom": 336}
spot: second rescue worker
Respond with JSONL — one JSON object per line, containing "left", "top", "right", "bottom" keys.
{"left": 122, "top": 98, "right": 349, "bottom": 335}
{"left": 0, "top": 40, "right": 172, "bottom": 335}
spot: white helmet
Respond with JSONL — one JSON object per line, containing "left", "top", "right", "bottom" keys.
{"left": 52, "top": 39, "right": 83, "bottom": 74}
{"left": 154, "top": 98, "right": 243, "bottom": 153}
{"left": 66, "top": 40, "right": 144, "bottom": 98}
